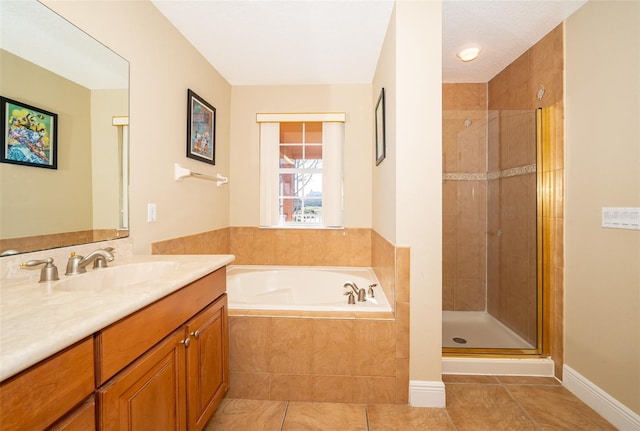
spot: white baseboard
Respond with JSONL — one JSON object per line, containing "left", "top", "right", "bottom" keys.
{"left": 563, "top": 364, "right": 640, "bottom": 431}
{"left": 409, "top": 380, "right": 446, "bottom": 408}
{"left": 442, "top": 356, "right": 555, "bottom": 376}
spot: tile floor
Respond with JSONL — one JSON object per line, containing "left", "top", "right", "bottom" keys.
{"left": 204, "top": 375, "right": 617, "bottom": 430}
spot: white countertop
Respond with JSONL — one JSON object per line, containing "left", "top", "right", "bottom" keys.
{"left": 0, "top": 254, "right": 234, "bottom": 381}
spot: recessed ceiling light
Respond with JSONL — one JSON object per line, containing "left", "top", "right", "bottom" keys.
{"left": 457, "top": 47, "right": 481, "bottom": 62}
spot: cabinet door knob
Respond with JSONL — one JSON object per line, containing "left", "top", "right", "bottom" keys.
{"left": 180, "top": 337, "right": 191, "bottom": 347}
{"left": 190, "top": 330, "right": 200, "bottom": 339}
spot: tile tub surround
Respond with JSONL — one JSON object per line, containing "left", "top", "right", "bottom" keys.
{"left": 153, "top": 228, "right": 403, "bottom": 316}
{"left": 204, "top": 375, "right": 615, "bottom": 431}
{"left": 0, "top": 253, "right": 234, "bottom": 381}
{"left": 154, "top": 228, "right": 410, "bottom": 402}
{"left": 227, "top": 313, "right": 408, "bottom": 404}
{"left": 152, "top": 227, "right": 372, "bottom": 267}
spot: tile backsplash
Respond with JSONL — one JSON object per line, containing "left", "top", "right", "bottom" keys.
{"left": 0, "top": 238, "right": 133, "bottom": 284}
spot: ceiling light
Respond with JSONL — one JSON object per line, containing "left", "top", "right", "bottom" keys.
{"left": 457, "top": 47, "right": 481, "bottom": 62}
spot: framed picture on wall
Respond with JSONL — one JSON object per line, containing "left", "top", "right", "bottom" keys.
{"left": 375, "top": 87, "right": 386, "bottom": 166}
{"left": 186, "top": 89, "right": 216, "bottom": 165}
{"left": 0, "top": 96, "right": 58, "bottom": 169}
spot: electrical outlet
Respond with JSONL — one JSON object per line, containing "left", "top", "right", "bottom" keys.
{"left": 147, "top": 203, "right": 157, "bottom": 222}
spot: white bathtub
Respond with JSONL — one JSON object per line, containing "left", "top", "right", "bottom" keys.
{"left": 226, "top": 265, "right": 392, "bottom": 312}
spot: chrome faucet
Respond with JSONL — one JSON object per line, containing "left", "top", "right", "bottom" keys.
{"left": 344, "top": 281, "right": 367, "bottom": 302}
{"left": 65, "top": 248, "right": 115, "bottom": 275}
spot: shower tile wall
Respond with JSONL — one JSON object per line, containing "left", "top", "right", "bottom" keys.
{"left": 442, "top": 83, "right": 488, "bottom": 311}
{"left": 487, "top": 24, "right": 564, "bottom": 352}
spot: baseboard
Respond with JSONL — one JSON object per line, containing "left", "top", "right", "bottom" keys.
{"left": 409, "top": 380, "right": 446, "bottom": 408}
{"left": 442, "top": 356, "right": 555, "bottom": 376}
{"left": 563, "top": 364, "right": 640, "bottom": 431}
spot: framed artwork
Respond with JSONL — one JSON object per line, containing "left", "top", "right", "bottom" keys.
{"left": 375, "top": 87, "right": 386, "bottom": 166}
{"left": 1, "top": 96, "right": 57, "bottom": 169}
{"left": 186, "top": 89, "right": 216, "bottom": 165}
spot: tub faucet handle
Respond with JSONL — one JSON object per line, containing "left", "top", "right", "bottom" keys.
{"left": 344, "top": 291, "right": 356, "bottom": 305}
{"left": 368, "top": 283, "right": 377, "bottom": 298}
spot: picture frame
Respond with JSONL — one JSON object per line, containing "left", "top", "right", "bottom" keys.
{"left": 1, "top": 96, "right": 57, "bottom": 169}
{"left": 375, "top": 87, "right": 386, "bottom": 166}
{"left": 186, "top": 89, "right": 216, "bottom": 165}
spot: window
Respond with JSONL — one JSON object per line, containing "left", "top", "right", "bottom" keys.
{"left": 258, "top": 113, "right": 345, "bottom": 228}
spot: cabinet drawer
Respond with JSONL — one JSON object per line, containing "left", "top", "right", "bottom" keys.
{"left": 96, "top": 268, "right": 226, "bottom": 385}
{"left": 50, "top": 396, "right": 96, "bottom": 431}
{"left": 0, "top": 338, "right": 94, "bottom": 431}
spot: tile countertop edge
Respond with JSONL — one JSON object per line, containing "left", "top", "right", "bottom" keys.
{"left": 0, "top": 254, "right": 235, "bottom": 382}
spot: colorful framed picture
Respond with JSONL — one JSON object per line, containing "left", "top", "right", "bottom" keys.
{"left": 375, "top": 87, "right": 386, "bottom": 166}
{"left": 186, "top": 89, "right": 216, "bottom": 165}
{"left": 1, "top": 96, "right": 57, "bottom": 169}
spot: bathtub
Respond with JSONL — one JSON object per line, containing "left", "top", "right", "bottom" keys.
{"left": 226, "top": 265, "right": 392, "bottom": 312}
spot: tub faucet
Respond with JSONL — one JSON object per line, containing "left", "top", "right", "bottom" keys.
{"left": 343, "top": 282, "right": 367, "bottom": 302}
{"left": 65, "top": 248, "right": 115, "bottom": 275}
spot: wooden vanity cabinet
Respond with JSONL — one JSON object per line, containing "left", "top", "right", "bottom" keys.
{"left": 0, "top": 267, "right": 228, "bottom": 431}
{"left": 0, "top": 338, "right": 94, "bottom": 431}
{"left": 96, "top": 269, "right": 229, "bottom": 431}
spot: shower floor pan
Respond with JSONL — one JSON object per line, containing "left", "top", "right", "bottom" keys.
{"left": 443, "top": 311, "right": 535, "bottom": 350}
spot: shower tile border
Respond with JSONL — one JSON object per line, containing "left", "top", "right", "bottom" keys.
{"left": 443, "top": 163, "right": 536, "bottom": 181}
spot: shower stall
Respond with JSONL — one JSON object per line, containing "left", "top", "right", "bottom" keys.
{"left": 442, "top": 99, "right": 545, "bottom": 354}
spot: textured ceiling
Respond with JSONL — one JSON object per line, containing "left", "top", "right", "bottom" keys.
{"left": 2, "top": 0, "right": 589, "bottom": 88}
{"left": 442, "top": 0, "right": 587, "bottom": 83}
{"left": 153, "top": 0, "right": 587, "bottom": 85}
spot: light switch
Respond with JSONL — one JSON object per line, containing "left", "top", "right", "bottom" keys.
{"left": 602, "top": 207, "right": 640, "bottom": 230}
{"left": 147, "top": 203, "right": 157, "bottom": 223}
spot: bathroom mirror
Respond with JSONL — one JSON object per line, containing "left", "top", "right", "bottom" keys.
{"left": 0, "top": 0, "right": 129, "bottom": 255}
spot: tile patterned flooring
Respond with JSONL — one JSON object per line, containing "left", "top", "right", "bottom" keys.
{"left": 204, "top": 375, "right": 617, "bottom": 430}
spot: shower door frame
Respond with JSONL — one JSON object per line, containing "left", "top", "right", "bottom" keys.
{"left": 443, "top": 107, "right": 549, "bottom": 357}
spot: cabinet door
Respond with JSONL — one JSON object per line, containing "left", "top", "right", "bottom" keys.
{"left": 98, "top": 329, "right": 187, "bottom": 431}
{"left": 186, "top": 294, "right": 228, "bottom": 431}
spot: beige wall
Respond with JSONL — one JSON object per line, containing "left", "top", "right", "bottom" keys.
{"left": 229, "top": 84, "right": 372, "bottom": 228}
{"left": 372, "top": 8, "right": 397, "bottom": 245}
{"left": 374, "top": 1, "right": 443, "bottom": 384}
{"left": 0, "top": 49, "right": 93, "bottom": 237}
{"left": 565, "top": 0, "right": 640, "bottom": 415}
{"left": 45, "top": 0, "right": 232, "bottom": 254}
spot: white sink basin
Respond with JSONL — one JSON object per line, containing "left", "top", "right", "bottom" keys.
{"left": 53, "top": 261, "right": 180, "bottom": 292}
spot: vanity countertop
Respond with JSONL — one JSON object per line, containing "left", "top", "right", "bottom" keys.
{"left": 0, "top": 254, "right": 235, "bottom": 382}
